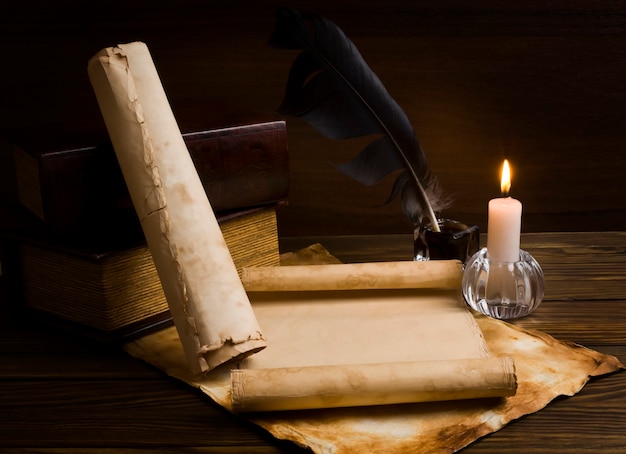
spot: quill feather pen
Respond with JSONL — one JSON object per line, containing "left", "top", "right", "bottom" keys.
{"left": 270, "top": 8, "right": 449, "bottom": 230}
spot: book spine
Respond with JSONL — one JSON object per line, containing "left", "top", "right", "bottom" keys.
{"left": 185, "top": 122, "right": 289, "bottom": 212}
{"left": 12, "top": 121, "right": 288, "bottom": 241}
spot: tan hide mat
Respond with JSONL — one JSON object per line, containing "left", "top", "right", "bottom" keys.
{"left": 124, "top": 244, "right": 623, "bottom": 453}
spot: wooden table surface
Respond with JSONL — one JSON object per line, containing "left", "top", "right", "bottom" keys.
{"left": 1, "top": 231, "right": 625, "bottom": 453}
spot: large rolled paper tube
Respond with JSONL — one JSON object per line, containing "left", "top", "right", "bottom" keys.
{"left": 87, "top": 42, "right": 266, "bottom": 375}
{"left": 231, "top": 356, "right": 517, "bottom": 412}
{"left": 241, "top": 260, "right": 463, "bottom": 292}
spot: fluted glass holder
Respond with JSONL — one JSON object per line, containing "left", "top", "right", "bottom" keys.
{"left": 462, "top": 247, "right": 545, "bottom": 320}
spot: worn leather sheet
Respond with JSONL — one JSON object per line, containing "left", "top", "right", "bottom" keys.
{"left": 124, "top": 244, "right": 623, "bottom": 453}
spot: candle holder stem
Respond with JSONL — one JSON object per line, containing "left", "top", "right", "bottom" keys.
{"left": 462, "top": 248, "right": 544, "bottom": 320}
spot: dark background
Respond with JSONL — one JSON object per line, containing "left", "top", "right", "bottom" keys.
{"left": 2, "top": 0, "right": 625, "bottom": 237}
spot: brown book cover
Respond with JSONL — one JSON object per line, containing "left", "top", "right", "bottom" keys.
{"left": 8, "top": 118, "right": 288, "bottom": 242}
{"left": 5, "top": 204, "right": 281, "bottom": 342}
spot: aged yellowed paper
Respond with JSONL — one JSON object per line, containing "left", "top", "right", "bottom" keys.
{"left": 88, "top": 41, "right": 265, "bottom": 375}
{"left": 231, "top": 260, "right": 516, "bottom": 411}
{"left": 124, "top": 245, "right": 622, "bottom": 453}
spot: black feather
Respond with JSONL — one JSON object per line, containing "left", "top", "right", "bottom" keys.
{"left": 270, "top": 8, "right": 449, "bottom": 229}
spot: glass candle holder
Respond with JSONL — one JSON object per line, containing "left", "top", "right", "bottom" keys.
{"left": 414, "top": 219, "right": 480, "bottom": 263}
{"left": 462, "top": 247, "right": 544, "bottom": 320}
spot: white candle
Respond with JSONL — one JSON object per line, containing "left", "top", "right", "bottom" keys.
{"left": 487, "top": 160, "right": 522, "bottom": 263}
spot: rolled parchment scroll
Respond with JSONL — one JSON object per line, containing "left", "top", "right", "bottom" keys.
{"left": 241, "top": 260, "right": 463, "bottom": 291}
{"left": 87, "top": 41, "right": 266, "bottom": 375}
{"left": 231, "top": 357, "right": 517, "bottom": 412}
{"left": 232, "top": 260, "right": 517, "bottom": 412}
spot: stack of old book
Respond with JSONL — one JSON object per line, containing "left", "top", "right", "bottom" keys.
{"left": 4, "top": 112, "right": 289, "bottom": 341}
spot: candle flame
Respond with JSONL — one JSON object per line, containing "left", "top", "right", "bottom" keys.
{"left": 501, "top": 159, "right": 511, "bottom": 196}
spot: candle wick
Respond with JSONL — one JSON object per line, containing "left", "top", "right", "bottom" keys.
{"left": 501, "top": 190, "right": 510, "bottom": 198}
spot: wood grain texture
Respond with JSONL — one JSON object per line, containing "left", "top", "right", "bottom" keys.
{"left": 1, "top": 1, "right": 625, "bottom": 236}
{"left": 1, "top": 232, "right": 625, "bottom": 453}
{"left": 281, "top": 231, "right": 626, "bottom": 300}
{"left": 1, "top": 1, "right": 625, "bottom": 449}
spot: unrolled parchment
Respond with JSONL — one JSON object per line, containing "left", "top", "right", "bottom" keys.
{"left": 123, "top": 244, "right": 624, "bottom": 454}
{"left": 87, "top": 41, "right": 266, "bottom": 375}
{"left": 232, "top": 291, "right": 513, "bottom": 411}
{"left": 230, "top": 260, "right": 514, "bottom": 412}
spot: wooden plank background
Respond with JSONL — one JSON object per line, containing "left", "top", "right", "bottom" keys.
{"left": 2, "top": 231, "right": 626, "bottom": 453}
{"left": 1, "top": 0, "right": 625, "bottom": 237}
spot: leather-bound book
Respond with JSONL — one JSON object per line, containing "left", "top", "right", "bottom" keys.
{"left": 8, "top": 117, "right": 288, "bottom": 242}
{"left": 4, "top": 203, "right": 281, "bottom": 342}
